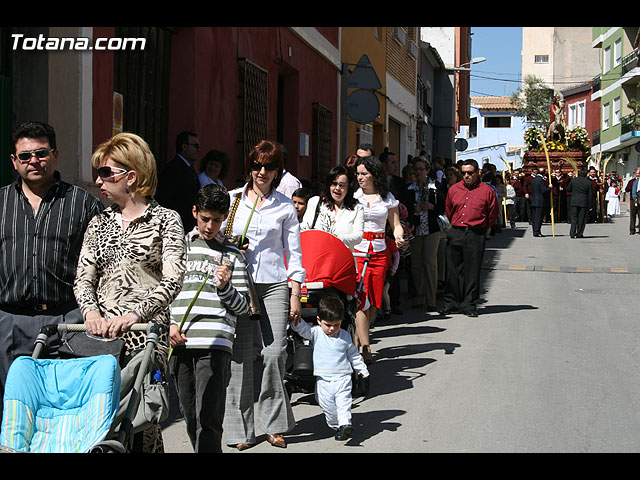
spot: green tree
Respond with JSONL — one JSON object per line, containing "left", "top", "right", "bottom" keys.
{"left": 510, "top": 74, "right": 554, "bottom": 127}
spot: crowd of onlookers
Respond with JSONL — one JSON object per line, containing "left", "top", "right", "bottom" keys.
{"left": 3, "top": 120, "right": 639, "bottom": 454}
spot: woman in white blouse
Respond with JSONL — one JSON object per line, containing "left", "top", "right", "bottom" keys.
{"left": 353, "top": 157, "right": 405, "bottom": 364}
{"left": 222, "top": 140, "right": 305, "bottom": 450}
{"left": 300, "top": 165, "right": 364, "bottom": 251}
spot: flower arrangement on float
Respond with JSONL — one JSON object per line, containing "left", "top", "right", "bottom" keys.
{"left": 524, "top": 125, "right": 590, "bottom": 154}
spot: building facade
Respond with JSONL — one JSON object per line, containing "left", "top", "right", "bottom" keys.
{"left": 521, "top": 27, "right": 600, "bottom": 93}
{"left": 591, "top": 27, "right": 640, "bottom": 184}
{"left": 458, "top": 96, "right": 527, "bottom": 170}
{"left": 1, "top": 26, "right": 341, "bottom": 193}
{"left": 1, "top": 26, "right": 470, "bottom": 195}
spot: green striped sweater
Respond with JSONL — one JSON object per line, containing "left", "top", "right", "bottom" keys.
{"left": 170, "top": 233, "right": 250, "bottom": 354}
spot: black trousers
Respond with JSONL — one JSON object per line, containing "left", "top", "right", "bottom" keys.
{"left": 531, "top": 206, "right": 545, "bottom": 236}
{"left": 513, "top": 196, "right": 526, "bottom": 221}
{"left": 629, "top": 199, "right": 639, "bottom": 233}
{"left": 569, "top": 205, "right": 588, "bottom": 238}
{"left": 443, "top": 227, "right": 486, "bottom": 312}
{"left": 170, "top": 349, "right": 231, "bottom": 453}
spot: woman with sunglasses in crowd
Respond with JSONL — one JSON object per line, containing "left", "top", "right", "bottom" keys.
{"left": 74, "top": 132, "right": 187, "bottom": 452}
{"left": 352, "top": 156, "right": 405, "bottom": 364}
{"left": 300, "top": 165, "right": 364, "bottom": 251}
{"left": 222, "top": 140, "right": 305, "bottom": 450}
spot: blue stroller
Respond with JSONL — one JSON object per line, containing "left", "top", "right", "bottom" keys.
{"left": 0, "top": 323, "right": 166, "bottom": 453}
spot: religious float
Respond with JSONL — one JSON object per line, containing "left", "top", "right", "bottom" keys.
{"left": 521, "top": 92, "right": 591, "bottom": 175}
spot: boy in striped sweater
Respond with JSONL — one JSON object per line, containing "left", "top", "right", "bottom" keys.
{"left": 169, "top": 183, "right": 250, "bottom": 453}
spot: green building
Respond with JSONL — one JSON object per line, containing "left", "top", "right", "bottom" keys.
{"left": 591, "top": 27, "right": 640, "bottom": 184}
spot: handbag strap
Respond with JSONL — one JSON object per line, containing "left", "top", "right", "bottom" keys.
{"left": 225, "top": 193, "right": 242, "bottom": 236}
{"left": 311, "top": 197, "right": 322, "bottom": 229}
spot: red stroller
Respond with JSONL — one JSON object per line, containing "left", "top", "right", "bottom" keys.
{"left": 285, "top": 230, "right": 369, "bottom": 398}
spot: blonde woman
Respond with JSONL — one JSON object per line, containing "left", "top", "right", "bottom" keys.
{"left": 74, "top": 132, "right": 187, "bottom": 452}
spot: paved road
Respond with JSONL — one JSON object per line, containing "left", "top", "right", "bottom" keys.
{"left": 162, "top": 208, "right": 640, "bottom": 453}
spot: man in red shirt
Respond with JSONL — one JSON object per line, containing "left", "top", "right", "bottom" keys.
{"left": 440, "top": 159, "right": 498, "bottom": 317}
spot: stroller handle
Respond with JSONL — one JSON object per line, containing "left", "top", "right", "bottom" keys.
{"left": 58, "top": 323, "right": 153, "bottom": 333}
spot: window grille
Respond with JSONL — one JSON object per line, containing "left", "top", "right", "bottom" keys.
{"left": 237, "top": 57, "right": 268, "bottom": 181}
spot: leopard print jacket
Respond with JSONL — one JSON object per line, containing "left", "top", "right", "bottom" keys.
{"left": 73, "top": 199, "right": 187, "bottom": 366}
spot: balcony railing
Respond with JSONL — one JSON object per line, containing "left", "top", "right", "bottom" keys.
{"left": 621, "top": 112, "right": 639, "bottom": 136}
{"left": 592, "top": 74, "right": 601, "bottom": 93}
{"left": 622, "top": 51, "right": 639, "bottom": 76}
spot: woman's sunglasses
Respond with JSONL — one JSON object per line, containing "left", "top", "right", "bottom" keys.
{"left": 14, "top": 148, "right": 55, "bottom": 163}
{"left": 97, "top": 166, "right": 129, "bottom": 179}
{"left": 250, "top": 161, "right": 278, "bottom": 172}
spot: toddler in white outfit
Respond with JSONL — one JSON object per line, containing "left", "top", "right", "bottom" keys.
{"left": 290, "top": 295, "right": 370, "bottom": 440}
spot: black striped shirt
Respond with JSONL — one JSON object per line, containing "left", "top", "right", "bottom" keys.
{"left": 0, "top": 172, "right": 103, "bottom": 308}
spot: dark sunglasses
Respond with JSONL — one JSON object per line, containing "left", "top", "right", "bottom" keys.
{"left": 14, "top": 148, "right": 55, "bottom": 163}
{"left": 462, "top": 170, "right": 477, "bottom": 176}
{"left": 250, "top": 161, "right": 278, "bottom": 172}
{"left": 97, "top": 166, "right": 129, "bottom": 179}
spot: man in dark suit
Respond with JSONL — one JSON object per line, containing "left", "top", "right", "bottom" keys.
{"left": 625, "top": 167, "right": 640, "bottom": 234}
{"left": 566, "top": 167, "right": 594, "bottom": 238}
{"left": 530, "top": 167, "right": 551, "bottom": 237}
{"left": 156, "top": 131, "right": 201, "bottom": 232}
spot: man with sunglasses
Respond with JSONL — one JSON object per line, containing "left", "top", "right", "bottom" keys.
{"left": 0, "top": 121, "right": 103, "bottom": 422}
{"left": 156, "top": 131, "right": 201, "bottom": 232}
{"left": 440, "top": 159, "right": 498, "bottom": 318}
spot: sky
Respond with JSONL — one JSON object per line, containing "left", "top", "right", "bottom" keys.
{"left": 469, "top": 27, "right": 523, "bottom": 98}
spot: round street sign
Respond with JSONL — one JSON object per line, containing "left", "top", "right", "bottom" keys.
{"left": 347, "top": 89, "right": 380, "bottom": 125}
{"left": 455, "top": 138, "right": 468, "bottom": 152}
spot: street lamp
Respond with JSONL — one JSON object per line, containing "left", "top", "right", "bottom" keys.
{"left": 449, "top": 56, "right": 486, "bottom": 71}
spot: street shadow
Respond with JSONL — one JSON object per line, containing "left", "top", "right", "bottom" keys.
{"left": 429, "top": 304, "right": 539, "bottom": 319}
{"left": 284, "top": 407, "right": 405, "bottom": 446}
{"left": 371, "top": 324, "right": 446, "bottom": 341}
{"left": 347, "top": 408, "right": 405, "bottom": 446}
{"left": 477, "top": 304, "right": 538, "bottom": 315}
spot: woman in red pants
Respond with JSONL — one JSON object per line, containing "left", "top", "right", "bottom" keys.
{"left": 352, "top": 156, "right": 405, "bottom": 364}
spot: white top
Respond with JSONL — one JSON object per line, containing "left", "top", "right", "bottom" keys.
{"left": 605, "top": 186, "right": 620, "bottom": 200}
{"left": 505, "top": 184, "right": 516, "bottom": 205}
{"left": 275, "top": 170, "right": 303, "bottom": 198}
{"left": 300, "top": 196, "right": 364, "bottom": 251}
{"left": 198, "top": 171, "right": 224, "bottom": 188}
{"left": 353, "top": 188, "right": 399, "bottom": 253}
{"left": 223, "top": 184, "right": 306, "bottom": 284}
{"left": 291, "top": 320, "right": 369, "bottom": 380}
